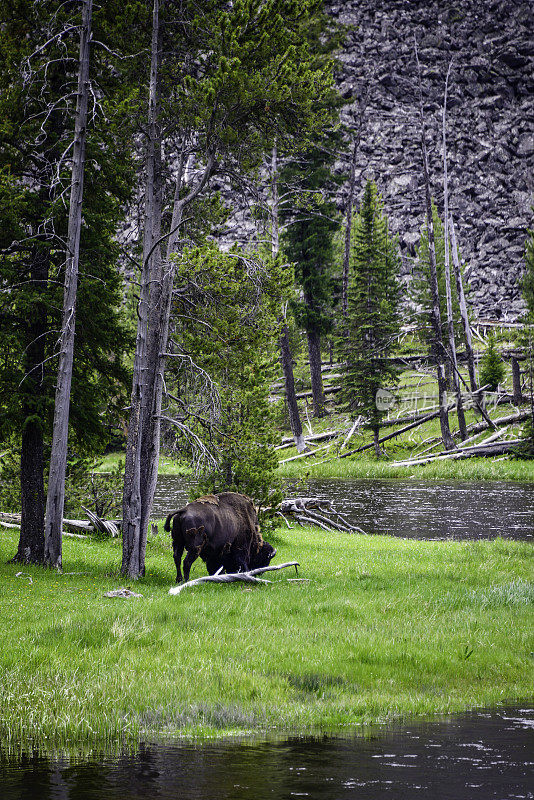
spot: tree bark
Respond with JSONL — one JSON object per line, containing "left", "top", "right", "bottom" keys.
{"left": 279, "top": 324, "right": 306, "bottom": 452}
{"left": 415, "top": 38, "right": 455, "bottom": 451}
{"left": 44, "top": 0, "right": 93, "bottom": 568}
{"left": 305, "top": 321, "right": 326, "bottom": 418}
{"left": 511, "top": 356, "right": 522, "bottom": 405}
{"left": 122, "top": 0, "right": 162, "bottom": 578}
{"left": 12, "top": 244, "right": 48, "bottom": 564}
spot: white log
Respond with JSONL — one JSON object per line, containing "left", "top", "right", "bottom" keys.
{"left": 169, "top": 562, "right": 300, "bottom": 595}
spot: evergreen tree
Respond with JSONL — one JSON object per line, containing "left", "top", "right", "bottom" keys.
{"left": 121, "top": 0, "right": 338, "bottom": 577}
{"left": 340, "top": 181, "right": 401, "bottom": 456}
{"left": 165, "top": 244, "right": 288, "bottom": 530}
{"left": 0, "top": 0, "right": 136, "bottom": 563}
{"left": 479, "top": 333, "right": 505, "bottom": 392}
{"left": 521, "top": 226, "right": 534, "bottom": 314}
{"left": 281, "top": 134, "right": 342, "bottom": 418}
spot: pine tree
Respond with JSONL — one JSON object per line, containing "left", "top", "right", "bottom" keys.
{"left": 340, "top": 181, "right": 401, "bottom": 456}
{"left": 521, "top": 227, "right": 534, "bottom": 314}
{"left": 281, "top": 134, "right": 342, "bottom": 418}
{"left": 479, "top": 333, "right": 505, "bottom": 392}
{"left": 165, "top": 244, "right": 287, "bottom": 530}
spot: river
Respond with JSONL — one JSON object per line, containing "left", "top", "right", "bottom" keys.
{"left": 152, "top": 475, "right": 534, "bottom": 541}
{"left": 2, "top": 706, "right": 533, "bottom": 799}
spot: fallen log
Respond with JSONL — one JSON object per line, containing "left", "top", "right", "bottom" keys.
{"left": 278, "top": 442, "right": 334, "bottom": 464}
{"left": 169, "top": 561, "right": 300, "bottom": 595}
{"left": 0, "top": 520, "right": 89, "bottom": 538}
{"left": 276, "top": 430, "right": 340, "bottom": 451}
{"left": 388, "top": 438, "right": 524, "bottom": 467}
{"left": 277, "top": 497, "right": 365, "bottom": 534}
{"left": 81, "top": 507, "right": 120, "bottom": 537}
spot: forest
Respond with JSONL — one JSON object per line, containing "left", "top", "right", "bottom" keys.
{"left": 0, "top": 0, "right": 533, "bottom": 759}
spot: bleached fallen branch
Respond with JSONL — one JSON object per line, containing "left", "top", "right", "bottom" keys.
{"left": 276, "top": 498, "right": 365, "bottom": 534}
{"left": 169, "top": 561, "right": 300, "bottom": 595}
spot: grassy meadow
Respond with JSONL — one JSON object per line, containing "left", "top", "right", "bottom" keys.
{"left": 0, "top": 522, "right": 532, "bottom": 752}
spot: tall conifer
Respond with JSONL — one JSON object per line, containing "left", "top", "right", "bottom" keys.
{"left": 340, "top": 181, "right": 400, "bottom": 456}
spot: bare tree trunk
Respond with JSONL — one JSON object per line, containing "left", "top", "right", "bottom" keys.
{"left": 306, "top": 321, "right": 326, "bottom": 418}
{"left": 11, "top": 244, "right": 48, "bottom": 564}
{"left": 511, "top": 356, "right": 522, "bottom": 405}
{"left": 442, "top": 62, "right": 467, "bottom": 440}
{"left": 450, "top": 214, "right": 477, "bottom": 393}
{"left": 279, "top": 324, "right": 306, "bottom": 452}
{"left": 122, "top": 0, "right": 162, "bottom": 578}
{"left": 122, "top": 0, "right": 217, "bottom": 577}
{"left": 44, "top": 0, "right": 93, "bottom": 568}
{"left": 415, "top": 38, "right": 455, "bottom": 451}
{"left": 270, "top": 143, "right": 306, "bottom": 449}
{"left": 14, "top": 421, "right": 46, "bottom": 564}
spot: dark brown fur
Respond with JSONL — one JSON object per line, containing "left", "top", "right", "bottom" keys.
{"left": 164, "top": 492, "right": 275, "bottom": 582}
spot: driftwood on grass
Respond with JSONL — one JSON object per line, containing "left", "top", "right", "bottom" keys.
{"left": 82, "top": 506, "right": 119, "bottom": 537}
{"left": 104, "top": 587, "right": 143, "bottom": 599}
{"left": 169, "top": 561, "right": 300, "bottom": 595}
{"left": 0, "top": 519, "right": 89, "bottom": 538}
{"left": 277, "top": 498, "right": 365, "bottom": 534}
{"left": 388, "top": 438, "right": 524, "bottom": 467}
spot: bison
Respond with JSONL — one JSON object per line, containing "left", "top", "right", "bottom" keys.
{"left": 164, "top": 492, "right": 276, "bottom": 583}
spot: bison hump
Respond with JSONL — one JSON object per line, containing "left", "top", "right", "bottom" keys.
{"left": 194, "top": 494, "right": 219, "bottom": 506}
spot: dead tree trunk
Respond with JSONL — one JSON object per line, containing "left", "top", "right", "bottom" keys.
{"left": 306, "top": 321, "right": 326, "bottom": 418}
{"left": 415, "top": 38, "right": 455, "bottom": 451}
{"left": 450, "top": 215, "right": 477, "bottom": 393}
{"left": 44, "top": 0, "right": 93, "bottom": 569}
{"left": 122, "top": 0, "right": 217, "bottom": 578}
{"left": 122, "top": 0, "right": 162, "bottom": 578}
{"left": 442, "top": 61, "right": 467, "bottom": 439}
{"left": 279, "top": 324, "right": 306, "bottom": 452}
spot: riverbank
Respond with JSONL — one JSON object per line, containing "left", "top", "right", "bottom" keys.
{"left": 1, "top": 525, "right": 532, "bottom": 752}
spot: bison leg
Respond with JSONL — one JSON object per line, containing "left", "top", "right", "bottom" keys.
{"left": 182, "top": 548, "right": 201, "bottom": 582}
{"left": 224, "top": 550, "right": 249, "bottom": 574}
{"left": 173, "top": 541, "right": 184, "bottom": 583}
{"left": 205, "top": 555, "right": 224, "bottom": 575}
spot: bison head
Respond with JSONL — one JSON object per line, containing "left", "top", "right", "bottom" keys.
{"left": 250, "top": 540, "right": 276, "bottom": 569}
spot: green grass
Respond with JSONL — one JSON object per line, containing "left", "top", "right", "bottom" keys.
{"left": 93, "top": 451, "right": 191, "bottom": 475}
{"left": 279, "top": 455, "right": 534, "bottom": 481}
{"left": 0, "top": 524, "right": 532, "bottom": 753}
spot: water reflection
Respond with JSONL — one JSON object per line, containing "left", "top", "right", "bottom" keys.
{"left": 2, "top": 707, "right": 533, "bottom": 800}
{"left": 152, "top": 476, "right": 534, "bottom": 541}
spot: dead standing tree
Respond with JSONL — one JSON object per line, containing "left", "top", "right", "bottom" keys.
{"left": 44, "top": 0, "right": 93, "bottom": 569}
{"left": 414, "top": 38, "right": 455, "bottom": 451}
{"left": 442, "top": 60, "right": 467, "bottom": 440}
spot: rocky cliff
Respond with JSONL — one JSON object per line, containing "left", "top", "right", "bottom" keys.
{"left": 329, "top": 0, "right": 533, "bottom": 320}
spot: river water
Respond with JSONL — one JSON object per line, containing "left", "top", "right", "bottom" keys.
{"left": 2, "top": 706, "right": 533, "bottom": 799}
{"left": 152, "top": 475, "right": 534, "bottom": 541}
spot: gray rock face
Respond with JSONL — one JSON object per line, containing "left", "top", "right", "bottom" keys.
{"left": 329, "top": 0, "right": 533, "bottom": 320}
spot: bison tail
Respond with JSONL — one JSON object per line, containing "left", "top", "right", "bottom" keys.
{"left": 164, "top": 511, "right": 176, "bottom": 532}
